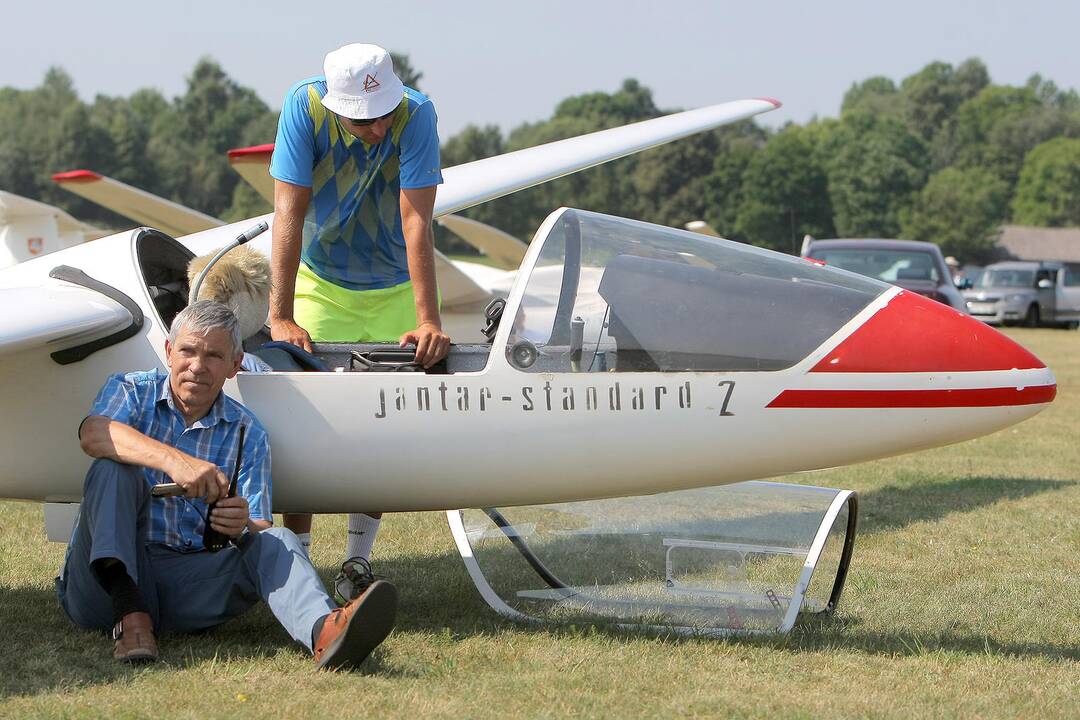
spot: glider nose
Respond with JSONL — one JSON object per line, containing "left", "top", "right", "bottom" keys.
{"left": 812, "top": 290, "right": 1048, "bottom": 376}
{"left": 769, "top": 290, "right": 1056, "bottom": 411}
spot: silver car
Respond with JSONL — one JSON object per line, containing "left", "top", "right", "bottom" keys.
{"left": 963, "top": 261, "right": 1080, "bottom": 328}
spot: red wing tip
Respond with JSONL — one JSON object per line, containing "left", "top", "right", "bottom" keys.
{"left": 755, "top": 97, "right": 782, "bottom": 109}
{"left": 227, "top": 143, "right": 275, "bottom": 160}
{"left": 52, "top": 169, "right": 101, "bottom": 183}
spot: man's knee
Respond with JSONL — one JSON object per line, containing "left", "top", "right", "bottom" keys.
{"left": 243, "top": 527, "right": 310, "bottom": 583}
{"left": 84, "top": 458, "right": 142, "bottom": 491}
{"left": 257, "top": 526, "right": 304, "bottom": 553}
{"left": 80, "top": 458, "right": 149, "bottom": 525}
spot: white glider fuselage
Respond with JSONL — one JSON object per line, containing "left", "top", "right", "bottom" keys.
{"left": 0, "top": 207, "right": 1055, "bottom": 513}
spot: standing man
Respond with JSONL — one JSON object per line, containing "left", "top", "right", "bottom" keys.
{"left": 267, "top": 44, "right": 449, "bottom": 593}
{"left": 56, "top": 301, "right": 396, "bottom": 669}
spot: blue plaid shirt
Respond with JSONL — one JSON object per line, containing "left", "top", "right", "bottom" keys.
{"left": 88, "top": 369, "right": 272, "bottom": 552}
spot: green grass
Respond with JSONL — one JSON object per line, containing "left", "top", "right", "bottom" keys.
{"left": 2, "top": 328, "right": 1078, "bottom": 718}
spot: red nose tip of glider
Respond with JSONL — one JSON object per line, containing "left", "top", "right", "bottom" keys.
{"left": 812, "top": 291, "right": 1045, "bottom": 373}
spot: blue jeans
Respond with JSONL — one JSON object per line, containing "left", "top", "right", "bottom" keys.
{"left": 56, "top": 459, "right": 335, "bottom": 651}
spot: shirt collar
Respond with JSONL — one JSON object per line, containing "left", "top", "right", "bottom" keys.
{"left": 155, "top": 369, "right": 240, "bottom": 428}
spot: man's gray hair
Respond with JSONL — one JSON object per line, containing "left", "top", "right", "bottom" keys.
{"left": 169, "top": 300, "right": 243, "bottom": 358}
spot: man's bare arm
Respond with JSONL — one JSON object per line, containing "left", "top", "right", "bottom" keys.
{"left": 399, "top": 185, "right": 450, "bottom": 367}
{"left": 80, "top": 416, "right": 230, "bottom": 503}
{"left": 269, "top": 179, "right": 314, "bottom": 352}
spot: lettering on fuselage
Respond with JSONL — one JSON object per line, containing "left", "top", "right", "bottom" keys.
{"left": 374, "top": 380, "right": 736, "bottom": 419}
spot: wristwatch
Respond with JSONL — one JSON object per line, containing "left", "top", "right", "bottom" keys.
{"left": 233, "top": 526, "right": 252, "bottom": 547}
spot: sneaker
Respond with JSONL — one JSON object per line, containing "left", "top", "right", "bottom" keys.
{"left": 112, "top": 611, "right": 158, "bottom": 664}
{"left": 332, "top": 556, "right": 377, "bottom": 607}
{"left": 314, "top": 579, "right": 398, "bottom": 671}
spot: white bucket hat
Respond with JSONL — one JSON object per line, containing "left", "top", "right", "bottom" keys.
{"left": 320, "top": 43, "right": 405, "bottom": 120}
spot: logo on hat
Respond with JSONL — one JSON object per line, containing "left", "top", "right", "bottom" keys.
{"left": 27, "top": 237, "right": 43, "bottom": 255}
{"left": 362, "top": 74, "right": 380, "bottom": 93}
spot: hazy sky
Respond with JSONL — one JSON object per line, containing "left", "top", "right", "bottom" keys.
{"left": 3, "top": 1, "right": 1077, "bottom": 139}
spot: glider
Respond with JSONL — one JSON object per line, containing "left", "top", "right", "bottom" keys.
{"left": 1, "top": 97, "right": 1055, "bottom": 634}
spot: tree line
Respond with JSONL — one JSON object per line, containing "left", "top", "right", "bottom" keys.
{"left": 1, "top": 56, "right": 1077, "bottom": 263}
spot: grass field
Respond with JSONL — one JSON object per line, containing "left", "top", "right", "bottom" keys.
{"left": 1, "top": 328, "right": 1077, "bottom": 718}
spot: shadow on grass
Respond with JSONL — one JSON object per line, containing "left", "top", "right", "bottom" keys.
{"left": 3, "top": 475, "right": 1074, "bottom": 698}
{"left": 565, "top": 612, "right": 1080, "bottom": 663}
{"left": 855, "top": 475, "right": 1076, "bottom": 534}
{"left": 378, "top": 474, "right": 1080, "bottom": 661}
{"left": 0, "top": 578, "right": 415, "bottom": 700}
{"left": 787, "top": 612, "right": 1080, "bottom": 661}
{"left": 381, "top": 543, "right": 1080, "bottom": 663}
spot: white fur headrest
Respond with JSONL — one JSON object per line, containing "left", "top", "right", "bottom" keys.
{"left": 187, "top": 246, "right": 271, "bottom": 340}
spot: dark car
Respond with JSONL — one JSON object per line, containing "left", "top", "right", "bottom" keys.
{"left": 801, "top": 238, "right": 967, "bottom": 312}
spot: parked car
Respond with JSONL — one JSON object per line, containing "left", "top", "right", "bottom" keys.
{"left": 801, "top": 239, "right": 967, "bottom": 311}
{"left": 962, "top": 260, "right": 1080, "bottom": 328}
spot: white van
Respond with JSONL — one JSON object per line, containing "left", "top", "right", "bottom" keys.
{"left": 963, "top": 261, "right": 1080, "bottom": 328}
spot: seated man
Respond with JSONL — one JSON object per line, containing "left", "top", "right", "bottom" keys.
{"left": 55, "top": 300, "right": 395, "bottom": 669}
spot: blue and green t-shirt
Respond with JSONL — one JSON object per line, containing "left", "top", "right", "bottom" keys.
{"left": 270, "top": 77, "right": 443, "bottom": 291}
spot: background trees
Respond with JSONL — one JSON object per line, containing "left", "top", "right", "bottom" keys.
{"left": 1010, "top": 137, "right": 1080, "bottom": 226}
{"left": 2, "top": 57, "right": 1079, "bottom": 262}
{"left": 819, "top": 111, "right": 928, "bottom": 238}
{"left": 733, "top": 123, "right": 832, "bottom": 252}
{"left": 901, "top": 167, "right": 1009, "bottom": 262}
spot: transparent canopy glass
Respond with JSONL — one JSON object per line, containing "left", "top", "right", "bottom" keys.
{"left": 448, "top": 481, "right": 858, "bottom": 635}
{"left": 507, "top": 209, "right": 887, "bottom": 374}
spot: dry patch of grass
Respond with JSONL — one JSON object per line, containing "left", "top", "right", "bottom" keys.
{"left": 1, "top": 328, "right": 1077, "bottom": 718}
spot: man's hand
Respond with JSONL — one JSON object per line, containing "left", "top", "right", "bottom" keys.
{"left": 169, "top": 454, "right": 230, "bottom": 504}
{"left": 400, "top": 322, "right": 450, "bottom": 368}
{"left": 208, "top": 495, "right": 250, "bottom": 539}
{"left": 270, "top": 317, "right": 314, "bottom": 353}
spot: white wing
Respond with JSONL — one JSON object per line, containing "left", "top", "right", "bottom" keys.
{"left": 227, "top": 144, "right": 276, "bottom": 204}
{"left": 436, "top": 214, "right": 528, "bottom": 270}
{"left": 53, "top": 170, "right": 224, "bottom": 236}
{"left": 434, "top": 98, "right": 779, "bottom": 216}
{"left": 433, "top": 251, "right": 498, "bottom": 308}
{"left": 0, "top": 283, "right": 133, "bottom": 356}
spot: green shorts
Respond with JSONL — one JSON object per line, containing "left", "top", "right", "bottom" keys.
{"left": 294, "top": 263, "right": 418, "bottom": 343}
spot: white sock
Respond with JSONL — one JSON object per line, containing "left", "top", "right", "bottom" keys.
{"left": 296, "top": 532, "right": 311, "bottom": 558}
{"left": 345, "top": 513, "right": 380, "bottom": 562}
